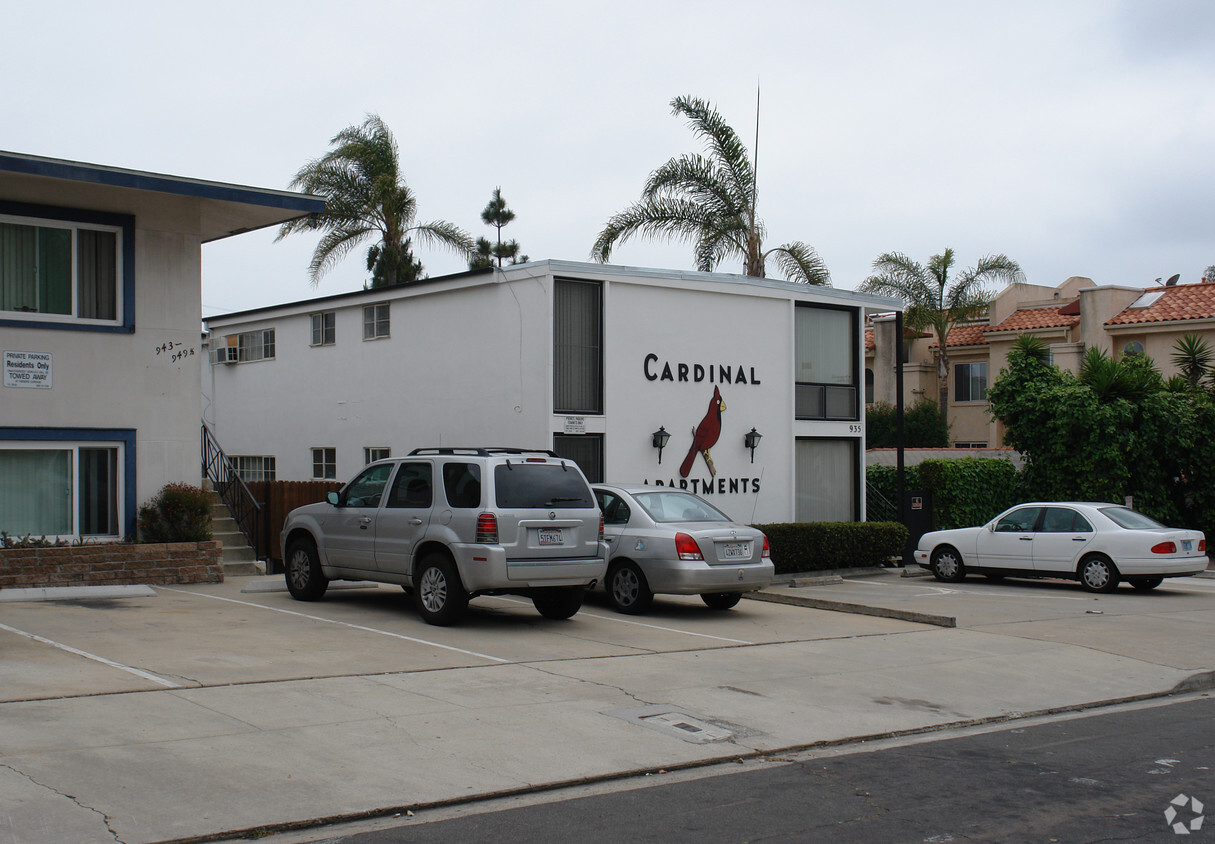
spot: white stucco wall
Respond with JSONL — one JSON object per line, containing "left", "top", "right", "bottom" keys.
{"left": 1, "top": 226, "right": 203, "bottom": 508}
{"left": 206, "top": 272, "right": 558, "bottom": 481}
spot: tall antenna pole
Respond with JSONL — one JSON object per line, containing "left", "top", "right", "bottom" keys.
{"left": 753, "top": 83, "right": 760, "bottom": 214}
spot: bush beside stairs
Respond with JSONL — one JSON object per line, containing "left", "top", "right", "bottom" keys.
{"left": 202, "top": 480, "right": 264, "bottom": 577}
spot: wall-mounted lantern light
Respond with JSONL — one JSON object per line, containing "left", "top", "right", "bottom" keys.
{"left": 651, "top": 426, "right": 671, "bottom": 463}
{"left": 743, "top": 427, "right": 762, "bottom": 463}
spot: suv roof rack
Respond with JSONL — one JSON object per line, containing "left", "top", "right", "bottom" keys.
{"left": 408, "top": 447, "right": 560, "bottom": 457}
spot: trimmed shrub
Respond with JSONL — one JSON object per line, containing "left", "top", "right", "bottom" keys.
{"left": 917, "top": 457, "right": 1021, "bottom": 530}
{"left": 138, "top": 483, "right": 213, "bottom": 543}
{"left": 866, "top": 400, "right": 950, "bottom": 448}
{"left": 753, "top": 521, "right": 908, "bottom": 574}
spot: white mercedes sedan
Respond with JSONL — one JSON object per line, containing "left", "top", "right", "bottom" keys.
{"left": 912, "top": 502, "right": 1208, "bottom": 592}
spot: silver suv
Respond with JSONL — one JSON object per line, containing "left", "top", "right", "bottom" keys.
{"left": 280, "top": 448, "right": 607, "bottom": 625}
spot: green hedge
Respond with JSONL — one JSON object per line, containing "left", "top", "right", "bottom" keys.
{"left": 866, "top": 457, "right": 1021, "bottom": 531}
{"left": 753, "top": 521, "right": 908, "bottom": 574}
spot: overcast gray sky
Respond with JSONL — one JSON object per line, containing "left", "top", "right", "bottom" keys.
{"left": 5, "top": 0, "right": 1213, "bottom": 316}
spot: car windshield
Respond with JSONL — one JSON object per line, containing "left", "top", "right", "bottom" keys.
{"left": 1098, "top": 507, "right": 1167, "bottom": 530}
{"left": 493, "top": 463, "right": 595, "bottom": 509}
{"left": 633, "top": 491, "right": 731, "bottom": 523}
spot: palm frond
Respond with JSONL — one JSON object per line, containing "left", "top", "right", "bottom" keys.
{"left": 766, "top": 242, "right": 831, "bottom": 285}
{"left": 591, "top": 197, "right": 720, "bottom": 263}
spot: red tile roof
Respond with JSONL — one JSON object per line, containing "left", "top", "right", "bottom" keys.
{"left": 940, "top": 323, "right": 988, "bottom": 347}
{"left": 1106, "top": 283, "right": 1215, "bottom": 326}
{"left": 987, "top": 306, "right": 1080, "bottom": 334}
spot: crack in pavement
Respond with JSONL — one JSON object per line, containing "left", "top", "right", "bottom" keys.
{"left": 0, "top": 761, "right": 124, "bottom": 844}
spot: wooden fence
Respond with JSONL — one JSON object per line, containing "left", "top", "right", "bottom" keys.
{"left": 248, "top": 480, "right": 343, "bottom": 566}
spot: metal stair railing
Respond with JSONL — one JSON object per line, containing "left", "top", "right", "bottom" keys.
{"left": 865, "top": 479, "right": 899, "bottom": 523}
{"left": 201, "top": 422, "right": 262, "bottom": 559}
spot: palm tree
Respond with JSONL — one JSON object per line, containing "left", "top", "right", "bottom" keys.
{"left": 859, "top": 248, "right": 1024, "bottom": 428}
{"left": 591, "top": 95, "right": 829, "bottom": 285}
{"left": 277, "top": 114, "right": 474, "bottom": 287}
{"left": 1171, "top": 334, "right": 1213, "bottom": 389}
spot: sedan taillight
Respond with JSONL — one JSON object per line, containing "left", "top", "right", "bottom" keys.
{"left": 762, "top": 535, "right": 771, "bottom": 558}
{"left": 675, "top": 532, "right": 703, "bottom": 561}
{"left": 1151, "top": 541, "right": 1177, "bottom": 554}
{"left": 1200, "top": 539, "right": 1207, "bottom": 552}
{"left": 476, "top": 513, "right": 498, "bottom": 544}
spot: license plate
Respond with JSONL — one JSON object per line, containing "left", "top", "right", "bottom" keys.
{"left": 721, "top": 542, "right": 750, "bottom": 560}
{"left": 538, "top": 528, "right": 564, "bottom": 547}
{"left": 1183, "top": 539, "right": 1193, "bottom": 552}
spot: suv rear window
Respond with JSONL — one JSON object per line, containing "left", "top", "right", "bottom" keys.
{"left": 494, "top": 463, "right": 595, "bottom": 509}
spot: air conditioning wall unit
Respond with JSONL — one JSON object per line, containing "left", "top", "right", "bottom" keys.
{"left": 212, "top": 346, "right": 239, "bottom": 365}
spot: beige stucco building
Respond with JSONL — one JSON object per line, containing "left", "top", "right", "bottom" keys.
{"left": 866, "top": 275, "right": 1215, "bottom": 447}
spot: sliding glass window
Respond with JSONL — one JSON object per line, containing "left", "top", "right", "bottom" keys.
{"left": 0, "top": 216, "right": 120, "bottom": 324}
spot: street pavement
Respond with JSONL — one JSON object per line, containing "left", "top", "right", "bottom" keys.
{"left": 1, "top": 569, "right": 1213, "bottom": 843}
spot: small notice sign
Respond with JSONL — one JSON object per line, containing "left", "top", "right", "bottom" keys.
{"left": 911, "top": 496, "right": 923, "bottom": 510}
{"left": 4, "top": 350, "right": 52, "bottom": 389}
{"left": 563, "top": 416, "right": 586, "bottom": 434}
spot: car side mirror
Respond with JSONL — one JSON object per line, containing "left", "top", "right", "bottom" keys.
{"left": 327, "top": 491, "right": 340, "bottom": 506}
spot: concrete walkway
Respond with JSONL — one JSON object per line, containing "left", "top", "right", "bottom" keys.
{"left": 1, "top": 571, "right": 1212, "bottom": 843}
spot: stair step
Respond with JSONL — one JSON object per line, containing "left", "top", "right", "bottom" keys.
{"left": 223, "top": 560, "right": 266, "bottom": 577}
{"left": 222, "top": 546, "right": 257, "bottom": 563}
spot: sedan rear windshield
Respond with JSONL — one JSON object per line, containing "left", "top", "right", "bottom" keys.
{"left": 633, "top": 491, "right": 730, "bottom": 523}
{"left": 494, "top": 464, "right": 595, "bottom": 509}
{"left": 1099, "top": 507, "right": 1166, "bottom": 530}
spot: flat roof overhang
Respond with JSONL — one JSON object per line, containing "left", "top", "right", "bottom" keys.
{"left": 0, "top": 150, "right": 324, "bottom": 241}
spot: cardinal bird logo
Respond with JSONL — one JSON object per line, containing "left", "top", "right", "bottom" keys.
{"left": 679, "top": 386, "right": 726, "bottom": 478}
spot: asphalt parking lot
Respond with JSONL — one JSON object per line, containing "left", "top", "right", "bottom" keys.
{"left": 1, "top": 571, "right": 1213, "bottom": 843}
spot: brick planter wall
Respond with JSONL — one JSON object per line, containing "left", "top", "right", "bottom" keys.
{"left": 0, "top": 541, "right": 224, "bottom": 590}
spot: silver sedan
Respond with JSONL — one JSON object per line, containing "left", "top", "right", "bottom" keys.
{"left": 593, "top": 484, "right": 774, "bottom": 614}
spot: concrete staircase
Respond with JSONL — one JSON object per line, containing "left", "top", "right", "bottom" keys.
{"left": 202, "top": 481, "right": 264, "bottom": 577}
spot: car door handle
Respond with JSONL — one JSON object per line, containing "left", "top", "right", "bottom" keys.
{"left": 359, "top": 517, "right": 372, "bottom": 529}
{"left": 1072, "top": 537, "right": 1088, "bottom": 541}
{"left": 409, "top": 518, "right": 423, "bottom": 526}
{"left": 1019, "top": 536, "right": 1033, "bottom": 541}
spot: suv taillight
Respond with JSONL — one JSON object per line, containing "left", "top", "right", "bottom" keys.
{"left": 476, "top": 512, "right": 498, "bottom": 544}
{"left": 599, "top": 513, "right": 604, "bottom": 542}
{"left": 675, "top": 532, "right": 703, "bottom": 561}
{"left": 762, "top": 535, "right": 771, "bottom": 558}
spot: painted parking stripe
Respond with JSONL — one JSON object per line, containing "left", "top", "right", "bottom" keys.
{"left": 0, "top": 621, "right": 181, "bottom": 688}
{"left": 841, "top": 578, "right": 1086, "bottom": 601}
{"left": 156, "top": 587, "right": 510, "bottom": 664}
{"left": 488, "top": 596, "right": 755, "bottom": 645}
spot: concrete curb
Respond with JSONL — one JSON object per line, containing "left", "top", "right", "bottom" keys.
{"left": 745, "top": 590, "right": 957, "bottom": 628}
{"left": 0, "top": 585, "right": 157, "bottom": 603}
{"left": 164, "top": 675, "right": 1215, "bottom": 844}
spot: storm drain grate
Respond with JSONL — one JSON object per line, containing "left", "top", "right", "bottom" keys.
{"left": 605, "top": 704, "right": 754, "bottom": 744}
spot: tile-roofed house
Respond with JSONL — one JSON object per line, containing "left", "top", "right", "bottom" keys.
{"left": 864, "top": 275, "right": 1215, "bottom": 451}
{"left": 1106, "top": 282, "right": 1215, "bottom": 326}
{"left": 934, "top": 322, "right": 989, "bottom": 348}
{"left": 986, "top": 305, "right": 1081, "bottom": 335}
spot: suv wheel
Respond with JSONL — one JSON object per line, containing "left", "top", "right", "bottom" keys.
{"left": 532, "top": 586, "right": 584, "bottom": 620}
{"left": 285, "top": 537, "right": 328, "bottom": 601}
{"left": 607, "top": 561, "right": 654, "bottom": 615}
{"left": 413, "top": 553, "right": 468, "bottom": 626}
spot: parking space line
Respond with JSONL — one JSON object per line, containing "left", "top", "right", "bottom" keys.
{"left": 0, "top": 621, "right": 182, "bottom": 688}
{"left": 842, "top": 578, "right": 1086, "bottom": 601}
{"left": 489, "top": 596, "right": 755, "bottom": 645}
{"left": 156, "top": 587, "right": 510, "bottom": 664}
